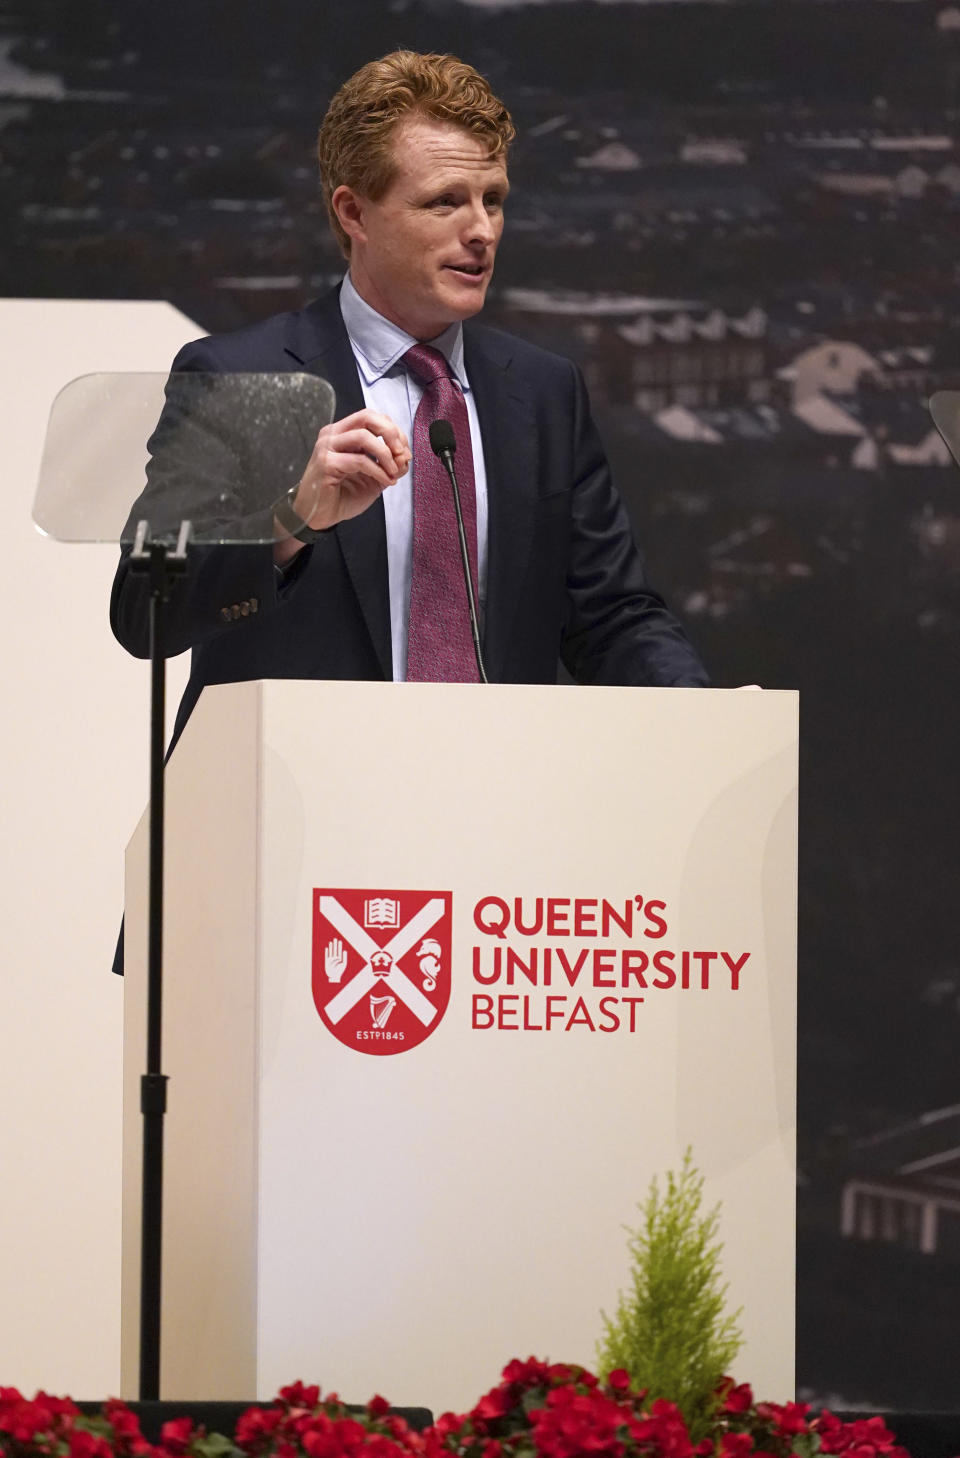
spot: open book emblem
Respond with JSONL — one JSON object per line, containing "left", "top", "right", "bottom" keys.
{"left": 365, "top": 898, "right": 399, "bottom": 929}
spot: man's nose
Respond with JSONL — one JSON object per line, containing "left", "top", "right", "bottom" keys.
{"left": 463, "top": 201, "right": 496, "bottom": 246}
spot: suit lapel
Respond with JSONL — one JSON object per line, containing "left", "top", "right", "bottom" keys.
{"left": 465, "top": 326, "right": 539, "bottom": 682}
{"left": 283, "top": 290, "right": 392, "bottom": 680}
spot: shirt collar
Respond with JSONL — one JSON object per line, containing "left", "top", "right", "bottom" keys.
{"left": 339, "top": 271, "right": 468, "bottom": 391}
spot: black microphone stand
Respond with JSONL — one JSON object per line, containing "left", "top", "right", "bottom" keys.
{"left": 127, "top": 518, "right": 190, "bottom": 1401}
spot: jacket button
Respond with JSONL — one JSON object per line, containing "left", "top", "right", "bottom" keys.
{"left": 231, "top": 604, "right": 241, "bottom": 619}
{"left": 250, "top": 598, "right": 259, "bottom": 613}
{"left": 220, "top": 608, "right": 231, "bottom": 623}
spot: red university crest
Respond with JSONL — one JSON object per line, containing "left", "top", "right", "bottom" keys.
{"left": 311, "top": 888, "right": 453, "bottom": 1056}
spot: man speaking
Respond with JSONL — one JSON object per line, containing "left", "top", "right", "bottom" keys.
{"left": 111, "top": 49, "right": 708, "bottom": 726}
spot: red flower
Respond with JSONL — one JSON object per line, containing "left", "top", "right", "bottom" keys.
{"left": 363, "top": 1438, "right": 403, "bottom": 1458}
{"left": 235, "top": 1407, "right": 286, "bottom": 1452}
{"left": 427, "top": 1411, "right": 467, "bottom": 1449}
{"left": 500, "top": 1360, "right": 553, "bottom": 1389}
{"left": 814, "top": 1413, "right": 907, "bottom": 1458}
{"left": 68, "top": 1430, "right": 114, "bottom": 1458}
{"left": 367, "top": 1399, "right": 391, "bottom": 1422}
{"left": 279, "top": 1385, "right": 321, "bottom": 1411}
{"left": 606, "top": 1372, "right": 631, "bottom": 1396}
{"left": 719, "top": 1432, "right": 754, "bottom": 1458}
{"left": 158, "top": 1417, "right": 194, "bottom": 1455}
{"left": 718, "top": 1382, "right": 753, "bottom": 1416}
{"left": 0, "top": 1396, "right": 64, "bottom": 1445}
{"left": 631, "top": 1399, "right": 694, "bottom": 1458}
{"left": 754, "top": 1403, "right": 810, "bottom": 1439}
{"left": 526, "top": 1383, "right": 643, "bottom": 1458}
{"left": 471, "top": 1391, "right": 510, "bottom": 1424}
{"left": 102, "top": 1401, "right": 145, "bottom": 1446}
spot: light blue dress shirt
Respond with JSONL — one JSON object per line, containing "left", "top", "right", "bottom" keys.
{"left": 338, "top": 272, "right": 489, "bottom": 682}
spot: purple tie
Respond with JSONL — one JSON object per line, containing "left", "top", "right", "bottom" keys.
{"left": 403, "top": 343, "right": 480, "bottom": 683}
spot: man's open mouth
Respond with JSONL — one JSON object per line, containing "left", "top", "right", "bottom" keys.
{"left": 446, "top": 264, "right": 486, "bottom": 277}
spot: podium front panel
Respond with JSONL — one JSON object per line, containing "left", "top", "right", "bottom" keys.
{"left": 124, "top": 681, "right": 797, "bottom": 1414}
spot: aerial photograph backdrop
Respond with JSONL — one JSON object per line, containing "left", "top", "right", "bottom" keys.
{"left": 3, "top": 0, "right": 959, "bottom": 1408}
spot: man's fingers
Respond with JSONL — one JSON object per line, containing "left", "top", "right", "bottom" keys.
{"left": 331, "top": 452, "right": 398, "bottom": 489}
{"left": 367, "top": 412, "right": 409, "bottom": 457}
{"left": 331, "top": 426, "right": 407, "bottom": 478}
{"left": 326, "top": 411, "right": 408, "bottom": 466}
{"left": 331, "top": 410, "right": 409, "bottom": 461}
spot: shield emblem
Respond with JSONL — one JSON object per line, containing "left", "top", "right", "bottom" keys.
{"left": 312, "top": 888, "right": 453, "bottom": 1056}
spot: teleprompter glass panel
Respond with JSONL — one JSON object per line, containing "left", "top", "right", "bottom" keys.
{"left": 33, "top": 371, "right": 336, "bottom": 546}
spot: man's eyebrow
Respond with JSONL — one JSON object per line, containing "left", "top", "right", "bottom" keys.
{"left": 419, "top": 174, "right": 509, "bottom": 193}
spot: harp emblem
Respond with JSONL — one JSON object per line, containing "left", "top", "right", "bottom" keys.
{"left": 370, "top": 994, "right": 396, "bottom": 1029}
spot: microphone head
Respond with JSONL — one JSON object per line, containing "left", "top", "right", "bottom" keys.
{"left": 429, "top": 419, "right": 456, "bottom": 458}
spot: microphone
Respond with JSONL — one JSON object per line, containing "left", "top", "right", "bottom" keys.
{"left": 429, "top": 418, "right": 456, "bottom": 469}
{"left": 429, "top": 419, "right": 488, "bottom": 684}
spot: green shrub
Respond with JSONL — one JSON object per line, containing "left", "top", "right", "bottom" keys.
{"left": 596, "top": 1150, "right": 743, "bottom": 1440}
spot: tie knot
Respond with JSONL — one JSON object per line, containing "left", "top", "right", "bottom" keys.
{"left": 403, "top": 343, "right": 452, "bottom": 387}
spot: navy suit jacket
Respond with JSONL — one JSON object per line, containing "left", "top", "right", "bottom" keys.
{"left": 111, "top": 286, "right": 708, "bottom": 749}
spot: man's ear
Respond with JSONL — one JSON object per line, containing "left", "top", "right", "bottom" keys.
{"left": 331, "top": 185, "right": 366, "bottom": 247}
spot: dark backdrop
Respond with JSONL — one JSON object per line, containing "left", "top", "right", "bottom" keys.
{"left": 5, "top": 0, "right": 959, "bottom": 1408}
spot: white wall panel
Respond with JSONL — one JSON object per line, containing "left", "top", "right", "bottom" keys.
{"left": 0, "top": 300, "right": 200, "bottom": 1397}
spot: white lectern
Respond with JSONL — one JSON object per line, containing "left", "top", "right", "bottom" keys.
{"left": 122, "top": 680, "right": 798, "bottom": 1416}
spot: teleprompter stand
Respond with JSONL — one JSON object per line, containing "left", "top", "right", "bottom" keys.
{"left": 32, "top": 369, "right": 336, "bottom": 1398}
{"left": 128, "top": 522, "right": 190, "bottom": 1400}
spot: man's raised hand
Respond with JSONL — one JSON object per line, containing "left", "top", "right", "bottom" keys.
{"left": 274, "top": 408, "right": 410, "bottom": 563}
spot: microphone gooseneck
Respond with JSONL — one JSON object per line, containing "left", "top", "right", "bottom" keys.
{"left": 429, "top": 418, "right": 488, "bottom": 684}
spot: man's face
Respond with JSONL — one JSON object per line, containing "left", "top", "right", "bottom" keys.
{"left": 334, "top": 117, "right": 509, "bottom": 340}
